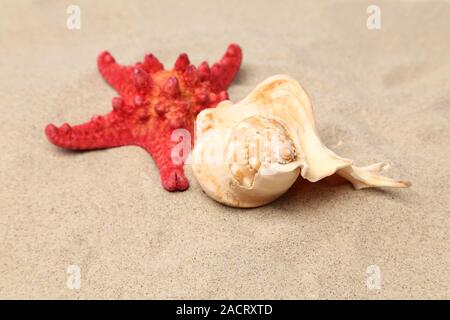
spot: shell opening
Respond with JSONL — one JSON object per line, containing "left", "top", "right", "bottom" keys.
{"left": 226, "top": 116, "right": 297, "bottom": 188}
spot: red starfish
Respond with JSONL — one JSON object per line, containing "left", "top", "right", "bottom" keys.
{"left": 45, "top": 44, "right": 242, "bottom": 191}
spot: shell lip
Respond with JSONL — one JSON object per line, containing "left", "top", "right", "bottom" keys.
{"left": 298, "top": 157, "right": 353, "bottom": 182}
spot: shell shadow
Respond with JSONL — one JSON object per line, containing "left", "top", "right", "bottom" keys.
{"left": 269, "top": 177, "right": 349, "bottom": 216}
{"left": 253, "top": 175, "right": 405, "bottom": 216}
{"left": 209, "top": 177, "right": 350, "bottom": 215}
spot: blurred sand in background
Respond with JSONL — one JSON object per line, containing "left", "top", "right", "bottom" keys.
{"left": 0, "top": 0, "right": 449, "bottom": 299}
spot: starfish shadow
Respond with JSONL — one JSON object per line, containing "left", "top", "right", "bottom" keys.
{"left": 232, "top": 67, "right": 249, "bottom": 85}
{"left": 53, "top": 147, "right": 121, "bottom": 157}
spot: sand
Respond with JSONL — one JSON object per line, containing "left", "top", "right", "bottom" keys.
{"left": 0, "top": 0, "right": 449, "bottom": 299}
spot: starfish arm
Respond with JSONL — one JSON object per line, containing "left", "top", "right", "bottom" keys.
{"left": 139, "top": 135, "right": 189, "bottom": 191}
{"left": 45, "top": 112, "right": 134, "bottom": 150}
{"left": 97, "top": 51, "right": 140, "bottom": 100}
{"left": 210, "top": 43, "right": 243, "bottom": 92}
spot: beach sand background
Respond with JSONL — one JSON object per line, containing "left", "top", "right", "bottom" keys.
{"left": 0, "top": 0, "right": 449, "bottom": 299}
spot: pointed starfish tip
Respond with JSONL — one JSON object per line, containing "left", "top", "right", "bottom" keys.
{"left": 162, "top": 169, "right": 190, "bottom": 191}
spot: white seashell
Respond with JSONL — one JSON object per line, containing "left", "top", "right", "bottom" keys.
{"left": 191, "top": 75, "right": 411, "bottom": 208}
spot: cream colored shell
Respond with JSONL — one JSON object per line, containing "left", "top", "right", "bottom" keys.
{"left": 191, "top": 75, "right": 411, "bottom": 208}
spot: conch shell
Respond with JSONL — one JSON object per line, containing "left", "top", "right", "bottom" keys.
{"left": 191, "top": 75, "right": 411, "bottom": 208}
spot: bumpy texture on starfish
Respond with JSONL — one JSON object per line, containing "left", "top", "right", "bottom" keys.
{"left": 45, "top": 44, "right": 242, "bottom": 191}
